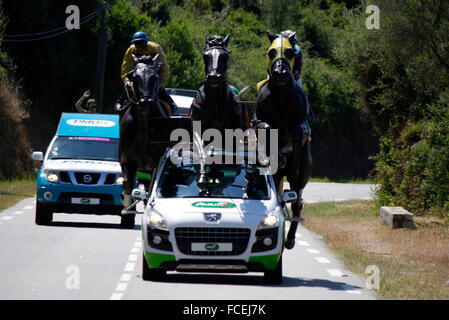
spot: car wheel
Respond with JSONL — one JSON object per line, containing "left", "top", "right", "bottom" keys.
{"left": 35, "top": 199, "right": 53, "bottom": 225}
{"left": 142, "top": 253, "right": 166, "bottom": 281}
{"left": 264, "top": 255, "right": 283, "bottom": 284}
{"left": 120, "top": 214, "right": 135, "bottom": 229}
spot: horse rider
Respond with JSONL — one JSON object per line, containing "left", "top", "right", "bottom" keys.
{"left": 116, "top": 31, "right": 177, "bottom": 115}
{"left": 75, "top": 89, "right": 97, "bottom": 113}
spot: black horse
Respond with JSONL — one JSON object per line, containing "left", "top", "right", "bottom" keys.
{"left": 255, "top": 31, "right": 313, "bottom": 250}
{"left": 190, "top": 34, "right": 247, "bottom": 132}
{"left": 119, "top": 54, "right": 171, "bottom": 210}
{"left": 189, "top": 35, "right": 249, "bottom": 185}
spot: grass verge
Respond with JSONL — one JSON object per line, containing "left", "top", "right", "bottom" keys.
{"left": 0, "top": 178, "right": 36, "bottom": 212}
{"left": 301, "top": 201, "right": 449, "bottom": 299}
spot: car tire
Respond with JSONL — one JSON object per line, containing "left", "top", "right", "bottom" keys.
{"left": 120, "top": 214, "right": 135, "bottom": 229}
{"left": 142, "top": 253, "right": 166, "bottom": 281}
{"left": 264, "top": 255, "right": 283, "bottom": 284}
{"left": 35, "top": 199, "right": 53, "bottom": 225}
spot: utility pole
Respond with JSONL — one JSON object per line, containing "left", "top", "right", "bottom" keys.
{"left": 96, "top": 3, "right": 107, "bottom": 113}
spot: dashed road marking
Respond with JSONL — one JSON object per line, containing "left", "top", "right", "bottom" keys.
{"left": 23, "top": 205, "right": 34, "bottom": 210}
{"left": 110, "top": 293, "right": 123, "bottom": 300}
{"left": 110, "top": 235, "right": 142, "bottom": 300}
{"left": 315, "top": 257, "right": 331, "bottom": 264}
{"left": 124, "top": 262, "right": 135, "bottom": 272}
{"left": 120, "top": 273, "right": 133, "bottom": 282}
{"left": 340, "top": 284, "right": 363, "bottom": 294}
{"left": 1, "top": 216, "right": 13, "bottom": 221}
{"left": 296, "top": 240, "right": 310, "bottom": 246}
{"left": 115, "top": 282, "right": 128, "bottom": 292}
{"left": 306, "top": 249, "right": 320, "bottom": 254}
{"left": 128, "top": 254, "right": 138, "bottom": 262}
{"left": 326, "top": 269, "right": 344, "bottom": 277}
{"left": 14, "top": 211, "right": 24, "bottom": 215}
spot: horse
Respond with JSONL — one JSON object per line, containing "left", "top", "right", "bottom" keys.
{"left": 119, "top": 53, "right": 171, "bottom": 211}
{"left": 190, "top": 34, "right": 248, "bottom": 132}
{"left": 190, "top": 34, "right": 249, "bottom": 185}
{"left": 254, "top": 30, "right": 313, "bottom": 250}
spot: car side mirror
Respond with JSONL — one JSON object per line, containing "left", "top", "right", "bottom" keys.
{"left": 282, "top": 190, "right": 298, "bottom": 204}
{"left": 32, "top": 151, "right": 43, "bottom": 161}
{"left": 131, "top": 187, "right": 147, "bottom": 201}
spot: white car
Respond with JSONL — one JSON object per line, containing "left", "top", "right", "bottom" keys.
{"left": 138, "top": 148, "right": 298, "bottom": 284}
{"left": 166, "top": 88, "right": 196, "bottom": 116}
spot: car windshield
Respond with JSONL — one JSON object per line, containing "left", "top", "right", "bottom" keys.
{"left": 48, "top": 136, "right": 119, "bottom": 161}
{"left": 156, "top": 162, "right": 271, "bottom": 200}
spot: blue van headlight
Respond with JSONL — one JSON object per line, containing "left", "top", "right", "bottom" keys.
{"left": 43, "top": 169, "right": 59, "bottom": 183}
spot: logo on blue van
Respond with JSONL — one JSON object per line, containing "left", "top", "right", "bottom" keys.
{"left": 66, "top": 119, "right": 115, "bottom": 127}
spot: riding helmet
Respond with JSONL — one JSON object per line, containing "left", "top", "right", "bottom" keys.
{"left": 131, "top": 31, "right": 149, "bottom": 43}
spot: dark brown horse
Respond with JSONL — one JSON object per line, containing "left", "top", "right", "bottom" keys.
{"left": 190, "top": 35, "right": 249, "bottom": 185}
{"left": 190, "top": 34, "right": 247, "bottom": 132}
{"left": 119, "top": 54, "right": 170, "bottom": 210}
{"left": 255, "top": 31, "right": 313, "bottom": 249}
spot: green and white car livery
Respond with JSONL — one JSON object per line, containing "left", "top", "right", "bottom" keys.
{"left": 140, "top": 149, "right": 298, "bottom": 284}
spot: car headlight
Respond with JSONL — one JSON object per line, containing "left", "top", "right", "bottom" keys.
{"left": 43, "top": 170, "right": 59, "bottom": 183}
{"left": 147, "top": 212, "right": 168, "bottom": 230}
{"left": 257, "top": 212, "right": 279, "bottom": 230}
{"left": 116, "top": 176, "right": 124, "bottom": 185}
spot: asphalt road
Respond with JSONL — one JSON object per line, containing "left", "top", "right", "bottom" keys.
{"left": 0, "top": 182, "right": 378, "bottom": 300}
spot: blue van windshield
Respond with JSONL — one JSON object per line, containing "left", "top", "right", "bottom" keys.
{"left": 48, "top": 136, "right": 119, "bottom": 161}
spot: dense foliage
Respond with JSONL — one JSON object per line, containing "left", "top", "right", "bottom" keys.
{"left": 336, "top": 0, "right": 449, "bottom": 217}
{"left": 1, "top": 0, "right": 447, "bottom": 217}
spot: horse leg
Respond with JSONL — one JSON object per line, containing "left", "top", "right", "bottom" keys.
{"left": 120, "top": 161, "right": 138, "bottom": 211}
{"left": 285, "top": 140, "right": 312, "bottom": 249}
{"left": 119, "top": 108, "right": 138, "bottom": 208}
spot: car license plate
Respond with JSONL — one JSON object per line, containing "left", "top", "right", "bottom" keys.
{"left": 71, "top": 198, "right": 100, "bottom": 205}
{"left": 191, "top": 243, "right": 233, "bottom": 252}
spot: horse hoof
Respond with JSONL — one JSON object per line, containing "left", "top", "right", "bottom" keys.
{"left": 285, "top": 239, "right": 296, "bottom": 250}
{"left": 121, "top": 193, "right": 132, "bottom": 207}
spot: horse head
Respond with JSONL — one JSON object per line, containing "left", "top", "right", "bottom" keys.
{"left": 203, "top": 34, "right": 232, "bottom": 87}
{"left": 266, "top": 30, "right": 296, "bottom": 86}
{"left": 130, "top": 53, "right": 161, "bottom": 114}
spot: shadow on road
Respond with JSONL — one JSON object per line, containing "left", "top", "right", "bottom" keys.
{"left": 146, "top": 272, "right": 362, "bottom": 291}
{"left": 45, "top": 221, "right": 141, "bottom": 230}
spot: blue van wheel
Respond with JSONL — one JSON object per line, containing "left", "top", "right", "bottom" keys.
{"left": 35, "top": 198, "right": 53, "bottom": 225}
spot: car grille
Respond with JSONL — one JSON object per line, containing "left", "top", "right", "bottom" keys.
{"left": 58, "top": 172, "right": 117, "bottom": 185}
{"left": 174, "top": 227, "right": 250, "bottom": 256}
{"left": 74, "top": 172, "right": 101, "bottom": 185}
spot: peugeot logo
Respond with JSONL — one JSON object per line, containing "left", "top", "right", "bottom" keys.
{"left": 204, "top": 212, "right": 222, "bottom": 223}
{"left": 83, "top": 174, "right": 93, "bottom": 183}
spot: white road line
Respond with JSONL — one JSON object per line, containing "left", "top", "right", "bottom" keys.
{"left": 306, "top": 249, "right": 320, "bottom": 254}
{"left": 296, "top": 240, "right": 310, "bottom": 246}
{"left": 124, "top": 262, "right": 135, "bottom": 272}
{"left": 23, "top": 205, "right": 34, "bottom": 210}
{"left": 133, "top": 241, "right": 142, "bottom": 248}
{"left": 128, "top": 254, "right": 138, "bottom": 262}
{"left": 0, "top": 216, "right": 13, "bottom": 221}
{"left": 110, "top": 238, "right": 142, "bottom": 301}
{"left": 13, "top": 211, "right": 24, "bottom": 215}
{"left": 110, "top": 293, "right": 123, "bottom": 300}
{"left": 340, "top": 284, "right": 363, "bottom": 294}
{"left": 315, "top": 257, "right": 331, "bottom": 264}
{"left": 120, "top": 273, "right": 133, "bottom": 282}
{"left": 115, "top": 282, "right": 128, "bottom": 292}
{"left": 295, "top": 233, "right": 302, "bottom": 238}
{"left": 326, "top": 269, "right": 344, "bottom": 277}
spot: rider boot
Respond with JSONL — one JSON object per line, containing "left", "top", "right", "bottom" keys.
{"left": 158, "top": 85, "right": 178, "bottom": 114}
